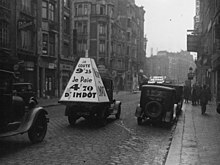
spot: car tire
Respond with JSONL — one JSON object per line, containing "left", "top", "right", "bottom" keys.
{"left": 145, "top": 101, "right": 162, "bottom": 119}
{"left": 68, "top": 114, "right": 78, "bottom": 126}
{"left": 28, "top": 113, "right": 47, "bottom": 143}
{"left": 115, "top": 104, "right": 121, "bottom": 119}
{"left": 137, "top": 117, "right": 143, "bottom": 125}
{"left": 99, "top": 108, "right": 107, "bottom": 126}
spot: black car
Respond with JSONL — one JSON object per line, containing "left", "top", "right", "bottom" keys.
{"left": 0, "top": 69, "right": 48, "bottom": 143}
{"left": 135, "top": 84, "right": 177, "bottom": 125}
{"left": 13, "top": 82, "right": 37, "bottom": 106}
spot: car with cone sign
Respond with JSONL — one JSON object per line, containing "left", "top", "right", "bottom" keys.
{"left": 59, "top": 58, "right": 121, "bottom": 126}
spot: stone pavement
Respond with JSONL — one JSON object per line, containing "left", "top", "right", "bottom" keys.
{"left": 165, "top": 101, "right": 220, "bottom": 165}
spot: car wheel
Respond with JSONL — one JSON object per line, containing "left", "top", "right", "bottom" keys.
{"left": 137, "top": 117, "right": 143, "bottom": 125}
{"left": 68, "top": 114, "right": 78, "bottom": 126}
{"left": 145, "top": 101, "right": 162, "bottom": 119}
{"left": 115, "top": 105, "right": 121, "bottom": 119}
{"left": 28, "top": 113, "right": 47, "bottom": 143}
{"left": 99, "top": 108, "right": 107, "bottom": 126}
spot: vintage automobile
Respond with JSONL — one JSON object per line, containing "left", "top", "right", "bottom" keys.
{"left": 159, "top": 83, "right": 183, "bottom": 116}
{"left": 64, "top": 76, "right": 122, "bottom": 126}
{"left": 135, "top": 84, "right": 178, "bottom": 126}
{"left": 13, "top": 82, "right": 37, "bottom": 106}
{"left": 0, "top": 69, "right": 48, "bottom": 143}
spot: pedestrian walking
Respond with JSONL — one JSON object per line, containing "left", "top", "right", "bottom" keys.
{"left": 183, "top": 86, "right": 190, "bottom": 103}
{"left": 200, "top": 85, "right": 209, "bottom": 115}
{"left": 191, "top": 85, "right": 197, "bottom": 105}
{"left": 207, "top": 85, "right": 212, "bottom": 103}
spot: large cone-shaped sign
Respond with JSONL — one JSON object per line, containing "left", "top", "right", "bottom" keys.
{"left": 59, "top": 58, "right": 110, "bottom": 103}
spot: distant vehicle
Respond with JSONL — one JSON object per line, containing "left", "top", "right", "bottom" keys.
{"left": 13, "top": 82, "right": 37, "bottom": 106}
{"left": 148, "top": 76, "right": 166, "bottom": 84}
{"left": 135, "top": 84, "right": 178, "bottom": 126}
{"left": 59, "top": 58, "right": 122, "bottom": 126}
{"left": 0, "top": 70, "right": 48, "bottom": 143}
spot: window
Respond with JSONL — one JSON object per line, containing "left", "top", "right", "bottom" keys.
{"left": 99, "top": 23, "right": 106, "bottom": 35}
{"left": 127, "top": 18, "right": 131, "bottom": 28}
{"left": 99, "top": 40, "right": 105, "bottom": 53}
{"left": 20, "top": 30, "right": 32, "bottom": 50}
{"left": 0, "top": 0, "right": 10, "bottom": 8}
{"left": 49, "top": 33, "right": 55, "bottom": 56}
{"left": 42, "top": 1, "right": 48, "bottom": 19}
{"left": 49, "top": 3, "right": 55, "bottom": 21}
{"left": 78, "top": 4, "right": 83, "bottom": 15}
{"left": 100, "top": 5, "right": 106, "bottom": 15}
{"left": 63, "top": 42, "right": 70, "bottom": 58}
{"left": 91, "top": 4, "right": 96, "bottom": 15}
{"left": 75, "top": 3, "right": 89, "bottom": 16}
{"left": 127, "top": 32, "right": 131, "bottom": 41}
{"left": 75, "top": 21, "right": 87, "bottom": 34}
{"left": 64, "top": 0, "right": 70, "bottom": 8}
{"left": 63, "top": 16, "right": 70, "bottom": 34}
{"left": 21, "top": 0, "right": 31, "bottom": 13}
{"left": 42, "top": 33, "right": 48, "bottom": 55}
{"left": 77, "top": 39, "right": 87, "bottom": 53}
{"left": 0, "top": 21, "right": 9, "bottom": 48}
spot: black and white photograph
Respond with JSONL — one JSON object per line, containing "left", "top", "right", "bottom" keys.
{"left": 0, "top": 0, "right": 220, "bottom": 164}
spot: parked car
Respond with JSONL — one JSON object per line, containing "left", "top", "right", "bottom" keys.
{"left": 160, "top": 83, "right": 183, "bottom": 115}
{"left": 0, "top": 69, "right": 48, "bottom": 143}
{"left": 13, "top": 82, "right": 37, "bottom": 106}
{"left": 135, "top": 84, "right": 178, "bottom": 126}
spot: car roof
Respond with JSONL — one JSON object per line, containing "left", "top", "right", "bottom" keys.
{"left": 142, "top": 84, "right": 175, "bottom": 91}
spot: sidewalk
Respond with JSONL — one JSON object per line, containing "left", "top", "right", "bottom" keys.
{"left": 165, "top": 101, "right": 220, "bottom": 165}
{"left": 37, "top": 91, "right": 133, "bottom": 108}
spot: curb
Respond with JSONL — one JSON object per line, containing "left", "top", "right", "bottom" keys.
{"left": 165, "top": 104, "right": 185, "bottom": 165}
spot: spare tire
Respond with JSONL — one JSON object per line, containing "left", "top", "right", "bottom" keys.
{"left": 144, "top": 101, "right": 162, "bottom": 119}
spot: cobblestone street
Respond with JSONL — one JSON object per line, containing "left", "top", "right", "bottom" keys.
{"left": 0, "top": 92, "right": 174, "bottom": 165}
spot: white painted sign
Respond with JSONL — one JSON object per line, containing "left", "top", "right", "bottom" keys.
{"left": 59, "top": 58, "right": 109, "bottom": 103}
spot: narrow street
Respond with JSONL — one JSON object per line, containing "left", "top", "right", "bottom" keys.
{"left": 0, "top": 92, "right": 175, "bottom": 165}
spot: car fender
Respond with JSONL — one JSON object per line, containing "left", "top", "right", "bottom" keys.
{"left": 114, "top": 101, "right": 121, "bottom": 110}
{"left": 164, "top": 104, "right": 177, "bottom": 122}
{"left": 17, "top": 107, "right": 48, "bottom": 133}
{"left": 135, "top": 104, "right": 142, "bottom": 117}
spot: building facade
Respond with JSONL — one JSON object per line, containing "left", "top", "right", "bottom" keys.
{"left": 145, "top": 51, "right": 195, "bottom": 84}
{"left": 0, "top": 0, "right": 146, "bottom": 98}
{"left": 187, "top": 0, "right": 220, "bottom": 101}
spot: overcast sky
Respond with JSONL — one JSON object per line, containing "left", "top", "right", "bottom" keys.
{"left": 135, "top": 0, "right": 196, "bottom": 57}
